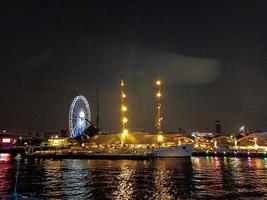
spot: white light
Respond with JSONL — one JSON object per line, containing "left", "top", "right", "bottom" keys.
{"left": 123, "top": 129, "right": 128, "bottom": 134}
{"left": 239, "top": 125, "right": 245, "bottom": 132}
{"left": 79, "top": 111, "right": 85, "bottom": 118}
{"left": 2, "top": 138, "right": 11, "bottom": 143}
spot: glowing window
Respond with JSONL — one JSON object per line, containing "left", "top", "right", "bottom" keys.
{"left": 2, "top": 138, "right": 11, "bottom": 143}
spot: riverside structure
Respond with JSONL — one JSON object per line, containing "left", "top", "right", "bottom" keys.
{"left": 25, "top": 131, "right": 267, "bottom": 159}
{"left": 3, "top": 76, "right": 267, "bottom": 158}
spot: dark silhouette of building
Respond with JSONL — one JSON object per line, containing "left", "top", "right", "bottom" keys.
{"left": 215, "top": 120, "right": 222, "bottom": 134}
{"left": 84, "top": 125, "right": 99, "bottom": 138}
{"left": 60, "top": 129, "right": 67, "bottom": 138}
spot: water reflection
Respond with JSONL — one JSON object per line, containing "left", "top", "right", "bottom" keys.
{"left": 191, "top": 156, "right": 267, "bottom": 199}
{"left": 0, "top": 153, "right": 11, "bottom": 162}
{"left": 0, "top": 154, "right": 12, "bottom": 196}
{"left": 113, "top": 160, "right": 134, "bottom": 199}
{"left": 153, "top": 159, "right": 172, "bottom": 199}
{"left": 150, "top": 158, "right": 195, "bottom": 199}
{"left": 61, "top": 159, "right": 90, "bottom": 199}
{"left": 0, "top": 156, "right": 267, "bottom": 199}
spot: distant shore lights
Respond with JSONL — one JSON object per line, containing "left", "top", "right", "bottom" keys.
{"left": 155, "top": 76, "right": 163, "bottom": 134}
{"left": 120, "top": 75, "right": 128, "bottom": 137}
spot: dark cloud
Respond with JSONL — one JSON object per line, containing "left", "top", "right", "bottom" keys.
{"left": 0, "top": 1, "right": 267, "bottom": 133}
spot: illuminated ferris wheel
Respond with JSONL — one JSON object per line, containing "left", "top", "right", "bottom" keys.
{"left": 69, "top": 95, "right": 91, "bottom": 138}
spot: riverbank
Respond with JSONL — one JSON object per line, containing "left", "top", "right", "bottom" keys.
{"left": 2, "top": 148, "right": 267, "bottom": 159}
{"left": 21, "top": 151, "right": 267, "bottom": 160}
{"left": 193, "top": 151, "right": 267, "bottom": 157}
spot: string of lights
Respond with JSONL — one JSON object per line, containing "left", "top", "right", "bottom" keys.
{"left": 120, "top": 75, "right": 128, "bottom": 136}
{"left": 155, "top": 76, "right": 163, "bottom": 134}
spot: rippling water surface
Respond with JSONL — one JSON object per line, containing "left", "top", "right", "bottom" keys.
{"left": 0, "top": 154, "right": 267, "bottom": 199}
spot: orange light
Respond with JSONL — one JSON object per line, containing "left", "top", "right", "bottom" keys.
{"left": 122, "top": 117, "right": 128, "bottom": 123}
{"left": 157, "top": 134, "right": 163, "bottom": 142}
{"left": 121, "top": 105, "right": 127, "bottom": 112}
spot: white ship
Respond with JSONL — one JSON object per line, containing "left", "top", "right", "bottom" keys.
{"left": 152, "top": 144, "right": 193, "bottom": 157}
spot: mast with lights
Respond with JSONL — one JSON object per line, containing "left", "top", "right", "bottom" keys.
{"left": 120, "top": 75, "right": 128, "bottom": 135}
{"left": 155, "top": 76, "right": 163, "bottom": 133}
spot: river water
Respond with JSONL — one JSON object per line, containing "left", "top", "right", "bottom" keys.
{"left": 0, "top": 153, "right": 267, "bottom": 200}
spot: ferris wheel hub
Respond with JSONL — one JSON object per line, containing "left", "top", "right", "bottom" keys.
{"left": 79, "top": 111, "right": 85, "bottom": 118}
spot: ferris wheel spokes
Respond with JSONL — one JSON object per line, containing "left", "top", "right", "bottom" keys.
{"left": 69, "top": 95, "right": 91, "bottom": 138}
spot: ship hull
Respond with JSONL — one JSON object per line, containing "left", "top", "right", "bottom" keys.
{"left": 152, "top": 144, "right": 193, "bottom": 157}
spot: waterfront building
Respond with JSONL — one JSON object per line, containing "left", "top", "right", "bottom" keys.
{"left": 237, "top": 132, "right": 267, "bottom": 153}
{"left": 211, "top": 135, "right": 236, "bottom": 152}
{"left": 215, "top": 120, "right": 222, "bottom": 134}
{"left": 40, "top": 137, "right": 68, "bottom": 147}
{"left": 191, "top": 131, "right": 213, "bottom": 151}
{"left": 0, "top": 133, "right": 16, "bottom": 150}
{"left": 194, "top": 137, "right": 213, "bottom": 151}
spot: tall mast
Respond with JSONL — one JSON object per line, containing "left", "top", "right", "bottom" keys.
{"left": 96, "top": 88, "right": 99, "bottom": 130}
{"left": 155, "top": 76, "right": 163, "bottom": 133}
{"left": 120, "top": 75, "right": 128, "bottom": 134}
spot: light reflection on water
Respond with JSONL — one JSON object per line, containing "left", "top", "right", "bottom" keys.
{"left": 113, "top": 160, "right": 134, "bottom": 200}
{"left": 0, "top": 154, "right": 12, "bottom": 196}
{"left": 0, "top": 155, "right": 267, "bottom": 199}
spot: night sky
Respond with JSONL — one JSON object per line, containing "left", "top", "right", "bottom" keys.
{"left": 1, "top": 1, "right": 267, "bottom": 134}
